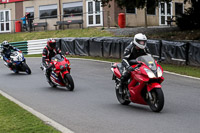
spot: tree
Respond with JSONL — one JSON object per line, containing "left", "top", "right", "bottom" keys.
{"left": 100, "top": 0, "right": 171, "bottom": 9}
{"left": 176, "top": 0, "right": 200, "bottom": 30}
{"left": 99, "top": 0, "right": 171, "bottom": 28}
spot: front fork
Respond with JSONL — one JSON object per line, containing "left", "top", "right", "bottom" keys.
{"left": 115, "top": 76, "right": 131, "bottom": 100}
{"left": 60, "top": 68, "right": 70, "bottom": 84}
{"left": 146, "top": 83, "right": 162, "bottom": 100}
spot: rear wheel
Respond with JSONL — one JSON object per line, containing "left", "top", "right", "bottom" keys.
{"left": 64, "top": 74, "right": 74, "bottom": 91}
{"left": 115, "top": 81, "right": 130, "bottom": 105}
{"left": 23, "top": 63, "right": 31, "bottom": 74}
{"left": 148, "top": 88, "right": 164, "bottom": 112}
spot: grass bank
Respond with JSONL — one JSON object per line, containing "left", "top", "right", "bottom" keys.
{"left": 0, "top": 28, "right": 114, "bottom": 42}
{"left": 0, "top": 94, "right": 60, "bottom": 133}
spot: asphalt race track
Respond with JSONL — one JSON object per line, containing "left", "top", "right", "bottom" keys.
{"left": 0, "top": 58, "right": 199, "bottom": 133}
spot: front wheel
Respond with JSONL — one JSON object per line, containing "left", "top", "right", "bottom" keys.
{"left": 148, "top": 88, "right": 164, "bottom": 112}
{"left": 115, "top": 82, "right": 130, "bottom": 105}
{"left": 23, "top": 63, "right": 31, "bottom": 74}
{"left": 64, "top": 74, "right": 74, "bottom": 91}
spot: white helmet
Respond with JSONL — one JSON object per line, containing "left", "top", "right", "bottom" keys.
{"left": 2, "top": 41, "right": 10, "bottom": 50}
{"left": 133, "top": 33, "right": 147, "bottom": 49}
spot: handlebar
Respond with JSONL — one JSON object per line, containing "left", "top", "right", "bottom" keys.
{"left": 128, "top": 63, "right": 142, "bottom": 72}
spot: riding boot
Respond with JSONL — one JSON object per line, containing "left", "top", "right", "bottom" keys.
{"left": 45, "top": 68, "right": 51, "bottom": 83}
{"left": 117, "top": 69, "right": 130, "bottom": 94}
{"left": 8, "top": 63, "right": 13, "bottom": 70}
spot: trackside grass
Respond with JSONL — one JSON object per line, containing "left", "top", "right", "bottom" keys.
{"left": 0, "top": 94, "right": 61, "bottom": 133}
{"left": 0, "top": 28, "right": 114, "bottom": 42}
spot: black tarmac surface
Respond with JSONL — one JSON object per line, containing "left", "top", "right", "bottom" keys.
{"left": 0, "top": 58, "right": 199, "bottom": 133}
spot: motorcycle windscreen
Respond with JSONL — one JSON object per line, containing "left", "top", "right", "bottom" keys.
{"left": 51, "top": 54, "right": 64, "bottom": 62}
{"left": 136, "top": 55, "right": 157, "bottom": 71}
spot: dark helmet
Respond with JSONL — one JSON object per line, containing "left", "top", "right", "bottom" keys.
{"left": 2, "top": 41, "right": 10, "bottom": 50}
{"left": 47, "top": 38, "right": 56, "bottom": 49}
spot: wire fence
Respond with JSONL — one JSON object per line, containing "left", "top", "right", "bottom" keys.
{"left": 3, "top": 11, "right": 113, "bottom": 33}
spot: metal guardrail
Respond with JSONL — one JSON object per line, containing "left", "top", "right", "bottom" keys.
{"left": 27, "top": 39, "right": 47, "bottom": 55}
{"left": 10, "top": 41, "right": 28, "bottom": 54}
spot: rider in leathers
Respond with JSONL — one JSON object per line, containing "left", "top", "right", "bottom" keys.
{"left": 1, "top": 41, "right": 21, "bottom": 69}
{"left": 118, "top": 33, "right": 150, "bottom": 94}
{"left": 42, "top": 38, "right": 61, "bottom": 83}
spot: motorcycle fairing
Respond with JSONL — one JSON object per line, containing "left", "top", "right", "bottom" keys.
{"left": 50, "top": 72, "right": 65, "bottom": 86}
{"left": 131, "top": 65, "right": 149, "bottom": 82}
{"left": 147, "top": 82, "right": 162, "bottom": 92}
{"left": 111, "top": 63, "right": 122, "bottom": 78}
{"left": 128, "top": 77, "right": 147, "bottom": 105}
{"left": 61, "top": 70, "right": 69, "bottom": 79}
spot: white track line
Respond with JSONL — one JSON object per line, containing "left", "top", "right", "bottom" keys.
{"left": 163, "top": 71, "right": 200, "bottom": 80}
{"left": 0, "top": 90, "right": 74, "bottom": 133}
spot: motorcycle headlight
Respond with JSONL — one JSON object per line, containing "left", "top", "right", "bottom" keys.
{"left": 65, "top": 64, "right": 68, "bottom": 68}
{"left": 144, "top": 68, "right": 156, "bottom": 78}
{"left": 60, "top": 65, "right": 64, "bottom": 70}
{"left": 157, "top": 67, "right": 163, "bottom": 77}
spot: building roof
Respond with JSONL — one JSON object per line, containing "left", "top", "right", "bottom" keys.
{"left": 0, "top": 0, "right": 26, "bottom": 3}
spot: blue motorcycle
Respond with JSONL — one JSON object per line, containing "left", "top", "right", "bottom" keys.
{"left": 4, "top": 51, "right": 31, "bottom": 74}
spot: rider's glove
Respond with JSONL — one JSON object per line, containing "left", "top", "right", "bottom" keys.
{"left": 127, "top": 66, "right": 135, "bottom": 72}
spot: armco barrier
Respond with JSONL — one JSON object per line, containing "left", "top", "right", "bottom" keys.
{"left": 10, "top": 41, "right": 28, "bottom": 54}
{"left": 27, "top": 39, "right": 47, "bottom": 55}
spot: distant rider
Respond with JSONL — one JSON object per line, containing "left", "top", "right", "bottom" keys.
{"left": 1, "top": 41, "right": 21, "bottom": 69}
{"left": 117, "top": 33, "right": 150, "bottom": 94}
{"left": 42, "top": 38, "right": 61, "bottom": 83}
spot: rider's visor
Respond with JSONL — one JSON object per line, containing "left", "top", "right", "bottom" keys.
{"left": 49, "top": 42, "right": 56, "bottom": 49}
{"left": 136, "top": 39, "right": 146, "bottom": 45}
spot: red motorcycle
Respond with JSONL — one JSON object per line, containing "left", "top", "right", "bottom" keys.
{"left": 111, "top": 55, "right": 164, "bottom": 112}
{"left": 41, "top": 54, "right": 74, "bottom": 91}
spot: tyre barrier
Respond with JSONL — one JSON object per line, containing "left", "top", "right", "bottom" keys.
{"left": 2, "top": 37, "right": 200, "bottom": 67}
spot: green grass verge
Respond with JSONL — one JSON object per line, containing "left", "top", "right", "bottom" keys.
{"left": 0, "top": 28, "right": 114, "bottom": 42}
{"left": 0, "top": 94, "right": 60, "bottom": 133}
{"left": 25, "top": 54, "right": 200, "bottom": 78}
{"left": 160, "top": 63, "right": 200, "bottom": 78}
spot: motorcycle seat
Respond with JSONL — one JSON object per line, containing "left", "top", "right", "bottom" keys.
{"left": 116, "top": 63, "right": 123, "bottom": 74}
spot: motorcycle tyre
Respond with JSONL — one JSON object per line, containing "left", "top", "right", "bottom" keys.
{"left": 148, "top": 88, "right": 164, "bottom": 112}
{"left": 23, "top": 63, "right": 31, "bottom": 74}
{"left": 64, "top": 74, "right": 74, "bottom": 91}
{"left": 115, "top": 83, "right": 130, "bottom": 105}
